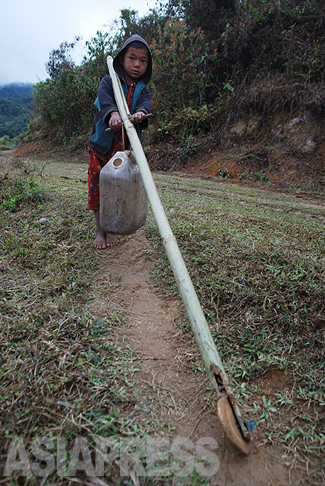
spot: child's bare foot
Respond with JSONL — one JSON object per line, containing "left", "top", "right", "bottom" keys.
{"left": 93, "top": 210, "right": 119, "bottom": 249}
{"left": 93, "top": 229, "right": 107, "bottom": 250}
{"left": 106, "top": 233, "right": 119, "bottom": 247}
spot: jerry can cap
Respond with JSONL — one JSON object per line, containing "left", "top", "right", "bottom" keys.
{"left": 112, "top": 157, "right": 124, "bottom": 169}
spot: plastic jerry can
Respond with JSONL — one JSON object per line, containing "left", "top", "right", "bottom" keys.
{"left": 99, "top": 151, "right": 147, "bottom": 235}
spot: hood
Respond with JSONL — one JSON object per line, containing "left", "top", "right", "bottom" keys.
{"left": 113, "top": 35, "right": 152, "bottom": 85}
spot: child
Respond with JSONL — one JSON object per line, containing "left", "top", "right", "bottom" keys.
{"left": 87, "top": 35, "right": 152, "bottom": 249}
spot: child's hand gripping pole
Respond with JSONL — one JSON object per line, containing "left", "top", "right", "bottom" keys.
{"left": 105, "top": 113, "right": 152, "bottom": 133}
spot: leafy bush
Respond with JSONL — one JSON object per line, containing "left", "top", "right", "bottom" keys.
{"left": 176, "top": 134, "right": 199, "bottom": 165}
{"left": 148, "top": 104, "right": 221, "bottom": 142}
{"left": 0, "top": 135, "right": 16, "bottom": 150}
{"left": 1, "top": 180, "right": 44, "bottom": 212}
{"left": 32, "top": 66, "right": 98, "bottom": 143}
{"left": 150, "top": 18, "right": 218, "bottom": 112}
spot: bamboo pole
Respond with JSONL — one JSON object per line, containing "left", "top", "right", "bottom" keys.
{"left": 106, "top": 56, "right": 251, "bottom": 452}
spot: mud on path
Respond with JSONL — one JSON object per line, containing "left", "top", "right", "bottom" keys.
{"left": 88, "top": 228, "right": 299, "bottom": 486}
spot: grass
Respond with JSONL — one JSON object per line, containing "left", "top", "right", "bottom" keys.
{"left": 0, "top": 155, "right": 218, "bottom": 486}
{"left": 0, "top": 155, "right": 147, "bottom": 484}
{"left": 146, "top": 173, "right": 325, "bottom": 481}
{"left": 1, "top": 154, "right": 324, "bottom": 484}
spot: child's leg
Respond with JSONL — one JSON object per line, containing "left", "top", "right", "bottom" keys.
{"left": 93, "top": 210, "right": 107, "bottom": 249}
{"left": 88, "top": 150, "right": 119, "bottom": 249}
{"left": 93, "top": 210, "right": 119, "bottom": 249}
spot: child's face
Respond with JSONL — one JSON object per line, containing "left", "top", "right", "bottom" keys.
{"left": 121, "top": 46, "right": 149, "bottom": 82}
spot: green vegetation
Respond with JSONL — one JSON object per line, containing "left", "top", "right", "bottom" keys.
{"left": 20, "top": 0, "right": 324, "bottom": 152}
{"left": 0, "top": 154, "right": 144, "bottom": 484}
{"left": 0, "top": 154, "right": 223, "bottom": 485}
{"left": 0, "top": 83, "right": 34, "bottom": 148}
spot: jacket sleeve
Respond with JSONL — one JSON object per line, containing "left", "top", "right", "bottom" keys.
{"left": 96, "top": 75, "right": 118, "bottom": 125}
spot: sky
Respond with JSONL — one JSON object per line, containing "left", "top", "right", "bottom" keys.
{"left": 0, "top": 0, "right": 158, "bottom": 85}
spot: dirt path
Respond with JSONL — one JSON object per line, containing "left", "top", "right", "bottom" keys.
{"left": 87, "top": 228, "right": 302, "bottom": 485}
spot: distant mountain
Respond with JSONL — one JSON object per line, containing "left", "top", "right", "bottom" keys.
{"left": 0, "top": 83, "right": 34, "bottom": 141}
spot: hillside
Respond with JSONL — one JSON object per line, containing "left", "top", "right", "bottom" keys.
{"left": 0, "top": 82, "right": 34, "bottom": 147}
{"left": 15, "top": 79, "right": 325, "bottom": 192}
{"left": 146, "top": 81, "right": 325, "bottom": 190}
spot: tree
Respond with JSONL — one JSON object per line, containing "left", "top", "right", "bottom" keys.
{"left": 164, "top": 0, "right": 236, "bottom": 40}
{"left": 46, "top": 37, "right": 81, "bottom": 80}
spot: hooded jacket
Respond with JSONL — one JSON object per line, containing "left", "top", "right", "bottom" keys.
{"left": 88, "top": 35, "right": 152, "bottom": 155}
